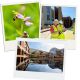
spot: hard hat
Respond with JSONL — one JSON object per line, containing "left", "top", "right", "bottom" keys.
{"left": 59, "top": 20, "right": 63, "bottom": 24}
{"left": 54, "top": 19, "right": 58, "bottom": 22}
{"left": 53, "top": 19, "right": 59, "bottom": 24}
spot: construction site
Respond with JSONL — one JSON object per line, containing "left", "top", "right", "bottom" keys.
{"left": 41, "top": 6, "right": 75, "bottom": 40}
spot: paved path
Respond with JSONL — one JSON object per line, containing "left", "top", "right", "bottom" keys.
{"left": 64, "top": 30, "right": 75, "bottom": 40}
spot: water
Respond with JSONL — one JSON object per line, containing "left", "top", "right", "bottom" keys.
{"left": 26, "top": 63, "right": 62, "bottom": 73}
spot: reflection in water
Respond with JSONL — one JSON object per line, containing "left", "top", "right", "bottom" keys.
{"left": 26, "top": 63, "right": 62, "bottom": 73}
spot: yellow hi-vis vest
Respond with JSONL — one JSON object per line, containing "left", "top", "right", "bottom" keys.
{"left": 51, "top": 24, "right": 65, "bottom": 39}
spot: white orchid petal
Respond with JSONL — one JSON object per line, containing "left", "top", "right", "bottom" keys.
{"left": 25, "top": 21, "right": 33, "bottom": 26}
{"left": 17, "top": 14, "right": 24, "bottom": 19}
{"left": 24, "top": 17, "right": 31, "bottom": 21}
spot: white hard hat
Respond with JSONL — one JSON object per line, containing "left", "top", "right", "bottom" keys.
{"left": 53, "top": 19, "right": 59, "bottom": 24}
{"left": 54, "top": 19, "right": 58, "bottom": 22}
{"left": 59, "top": 20, "right": 63, "bottom": 24}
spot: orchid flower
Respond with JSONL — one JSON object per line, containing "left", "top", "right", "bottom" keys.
{"left": 25, "top": 21, "right": 33, "bottom": 26}
{"left": 16, "top": 13, "right": 24, "bottom": 19}
{"left": 13, "top": 11, "right": 33, "bottom": 26}
{"left": 24, "top": 16, "right": 31, "bottom": 21}
{"left": 12, "top": 11, "right": 33, "bottom": 37}
{"left": 12, "top": 11, "right": 24, "bottom": 19}
{"left": 24, "top": 17, "right": 33, "bottom": 26}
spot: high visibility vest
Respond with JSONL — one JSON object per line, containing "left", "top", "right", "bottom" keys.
{"left": 51, "top": 24, "right": 65, "bottom": 39}
{"left": 52, "top": 25, "right": 58, "bottom": 32}
{"left": 57, "top": 24, "right": 65, "bottom": 39}
{"left": 57, "top": 24, "right": 63, "bottom": 32}
{"left": 51, "top": 25, "right": 59, "bottom": 39}
{"left": 51, "top": 24, "right": 63, "bottom": 32}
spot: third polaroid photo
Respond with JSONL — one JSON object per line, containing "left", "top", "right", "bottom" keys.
{"left": 15, "top": 38, "right": 64, "bottom": 80}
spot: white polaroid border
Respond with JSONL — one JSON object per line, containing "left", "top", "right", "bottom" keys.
{"left": 14, "top": 38, "right": 64, "bottom": 80}
{"left": 1, "top": 1, "right": 40, "bottom": 51}
{"left": 40, "top": 4, "right": 76, "bottom": 50}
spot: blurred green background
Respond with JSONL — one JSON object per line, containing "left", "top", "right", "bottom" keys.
{"left": 2, "top": 3, "right": 40, "bottom": 41}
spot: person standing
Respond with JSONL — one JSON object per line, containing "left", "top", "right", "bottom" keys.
{"left": 50, "top": 19, "right": 59, "bottom": 39}
{"left": 50, "top": 19, "right": 65, "bottom": 39}
{"left": 58, "top": 20, "right": 65, "bottom": 39}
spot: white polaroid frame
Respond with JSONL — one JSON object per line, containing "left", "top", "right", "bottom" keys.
{"left": 14, "top": 38, "right": 65, "bottom": 80}
{"left": 40, "top": 4, "right": 76, "bottom": 50}
{"left": 1, "top": 1, "right": 40, "bottom": 51}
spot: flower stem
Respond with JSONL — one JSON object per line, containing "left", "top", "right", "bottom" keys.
{"left": 21, "top": 23, "right": 23, "bottom": 34}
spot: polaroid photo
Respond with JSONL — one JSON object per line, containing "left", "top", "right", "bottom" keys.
{"left": 40, "top": 5, "right": 76, "bottom": 49}
{"left": 15, "top": 38, "right": 64, "bottom": 80}
{"left": 1, "top": 2, "right": 40, "bottom": 51}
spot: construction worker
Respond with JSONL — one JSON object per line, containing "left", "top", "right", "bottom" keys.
{"left": 58, "top": 20, "right": 65, "bottom": 39}
{"left": 50, "top": 19, "right": 65, "bottom": 39}
{"left": 50, "top": 19, "right": 59, "bottom": 39}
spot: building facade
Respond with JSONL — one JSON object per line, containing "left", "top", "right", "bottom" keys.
{"left": 41, "top": 6, "right": 62, "bottom": 29}
{"left": 41, "top": 6, "right": 74, "bottom": 29}
{"left": 16, "top": 41, "right": 30, "bottom": 71}
{"left": 30, "top": 48, "right": 64, "bottom": 70}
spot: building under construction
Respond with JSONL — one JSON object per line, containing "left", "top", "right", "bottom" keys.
{"left": 41, "top": 6, "right": 75, "bottom": 29}
{"left": 16, "top": 41, "right": 30, "bottom": 71}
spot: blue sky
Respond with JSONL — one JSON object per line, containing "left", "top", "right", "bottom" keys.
{"left": 62, "top": 7, "right": 76, "bottom": 19}
{"left": 28, "top": 41, "right": 64, "bottom": 52}
{"left": 51, "top": 7, "right": 76, "bottom": 19}
{"left": 28, "top": 42, "right": 42, "bottom": 50}
{"left": 28, "top": 42, "right": 56, "bottom": 52}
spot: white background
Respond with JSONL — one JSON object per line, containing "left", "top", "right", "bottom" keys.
{"left": 0, "top": 0, "right": 80, "bottom": 80}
